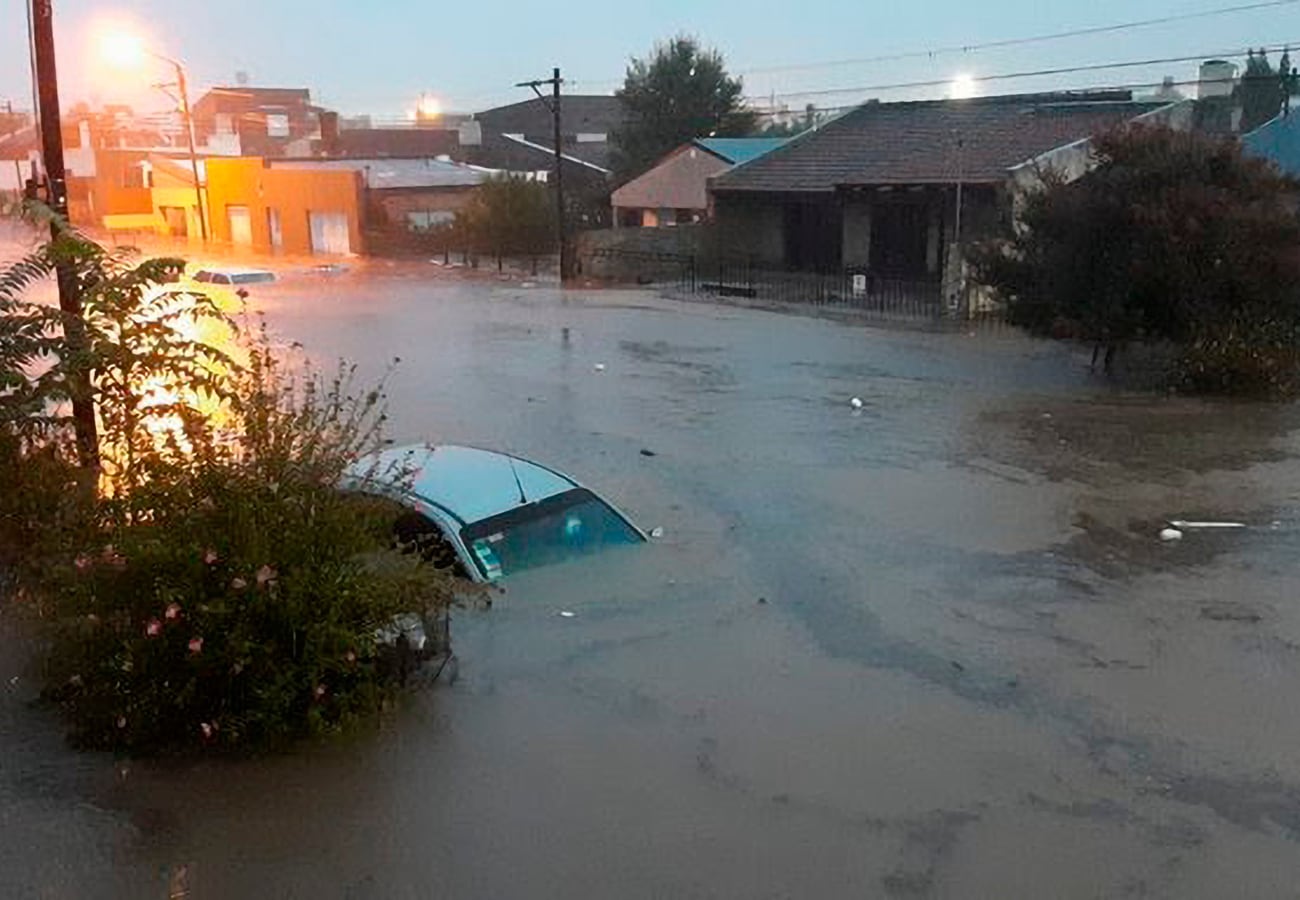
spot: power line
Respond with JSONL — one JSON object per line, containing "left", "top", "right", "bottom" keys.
{"left": 745, "top": 71, "right": 1278, "bottom": 120}
{"left": 739, "top": 0, "right": 1300, "bottom": 77}
{"left": 570, "top": 0, "right": 1300, "bottom": 90}
{"left": 753, "top": 40, "right": 1297, "bottom": 102}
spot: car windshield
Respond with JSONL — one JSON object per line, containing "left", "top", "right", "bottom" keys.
{"left": 231, "top": 271, "right": 276, "bottom": 284}
{"left": 460, "top": 487, "right": 643, "bottom": 580}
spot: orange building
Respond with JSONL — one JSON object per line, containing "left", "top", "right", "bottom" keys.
{"left": 205, "top": 157, "right": 364, "bottom": 256}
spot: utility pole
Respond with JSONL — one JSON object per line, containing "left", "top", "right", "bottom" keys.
{"left": 515, "top": 67, "right": 570, "bottom": 282}
{"left": 168, "top": 61, "right": 207, "bottom": 241}
{"left": 30, "top": 0, "right": 98, "bottom": 465}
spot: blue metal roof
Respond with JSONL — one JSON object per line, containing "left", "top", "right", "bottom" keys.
{"left": 1243, "top": 109, "right": 1300, "bottom": 178}
{"left": 694, "top": 137, "right": 789, "bottom": 165}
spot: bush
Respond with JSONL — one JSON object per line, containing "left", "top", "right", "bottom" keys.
{"left": 1174, "top": 317, "right": 1300, "bottom": 397}
{"left": 969, "top": 125, "right": 1300, "bottom": 396}
{"left": 2, "top": 215, "right": 462, "bottom": 754}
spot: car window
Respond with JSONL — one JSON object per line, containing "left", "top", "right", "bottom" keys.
{"left": 460, "top": 488, "right": 643, "bottom": 580}
{"left": 393, "top": 512, "right": 468, "bottom": 578}
{"left": 232, "top": 271, "right": 276, "bottom": 284}
{"left": 213, "top": 273, "right": 232, "bottom": 284}
{"left": 193, "top": 271, "right": 212, "bottom": 282}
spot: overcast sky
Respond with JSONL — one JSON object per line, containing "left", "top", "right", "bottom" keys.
{"left": 1, "top": 0, "right": 1293, "bottom": 119}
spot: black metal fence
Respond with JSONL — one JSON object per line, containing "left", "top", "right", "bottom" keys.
{"left": 578, "top": 247, "right": 1007, "bottom": 326}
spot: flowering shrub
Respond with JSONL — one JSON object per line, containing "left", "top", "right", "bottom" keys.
{"left": 2, "top": 215, "right": 461, "bottom": 754}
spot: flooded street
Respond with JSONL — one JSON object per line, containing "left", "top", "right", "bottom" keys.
{"left": 6, "top": 270, "right": 1300, "bottom": 897}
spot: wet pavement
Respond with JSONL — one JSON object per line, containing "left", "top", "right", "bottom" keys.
{"left": 5, "top": 267, "right": 1300, "bottom": 898}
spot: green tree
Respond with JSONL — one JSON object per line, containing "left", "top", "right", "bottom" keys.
{"left": 969, "top": 125, "right": 1300, "bottom": 394}
{"left": 1, "top": 214, "right": 462, "bottom": 753}
{"left": 454, "top": 175, "right": 556, "bottom": 261}
{"left": 609, "top": 36, "right": 757, "bottom": 182}
{"left": 1237, "top": 49, "right": 1284, "bottom": 133}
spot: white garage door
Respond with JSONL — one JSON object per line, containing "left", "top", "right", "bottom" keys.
{"left": 227, "top": 205, "right": 252, "bottom": 246}
{"left": 308, "top": 211, "right": 351, "bottom": 255}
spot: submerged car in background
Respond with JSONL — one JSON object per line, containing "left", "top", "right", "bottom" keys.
{"left": 189, "top": 266, "right": 277, "bottom": 286}
{"left": 343, "top": 444, "right": 647, "bottom": 584}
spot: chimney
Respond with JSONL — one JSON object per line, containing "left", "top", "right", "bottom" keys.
{"left": 1198, "top": 60, "right": 1237, "bottom": 100}
{"left": 319, "top": 110, "right": 340, "bottom": 156}
{"left": 458, "top": 117, "right": 481, "bottom": 147}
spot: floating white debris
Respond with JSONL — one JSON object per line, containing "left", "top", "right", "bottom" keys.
{"left": 1159, "top": 527, "right": 1184, "bottom": 542}
{"left": 593, "top": 363, "right": 606, "bottom": 372}
{"left": 849, "top": 397, "right": 864, "bottom": 410}
{"left": 558, "top": 610, "right": 576, "bottom": 618}
{"left": 1169, "top": 520, "right": 1246, "bottom": 530}
{"left": 649, "top": 526, "right": 665, "bottom": 539}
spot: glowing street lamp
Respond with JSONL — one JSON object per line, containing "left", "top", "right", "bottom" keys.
{"left": 99, "top": 28, "right": 207, "bottom": 242}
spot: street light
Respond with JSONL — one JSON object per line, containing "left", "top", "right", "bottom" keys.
{"left": 98, "top": 30, "right": 207, "bottom": 242}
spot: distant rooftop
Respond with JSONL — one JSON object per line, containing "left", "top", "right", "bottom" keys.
{"left": 1242, "top": 109, "right": 1300, "bottom": 178}
{"left": 269, "top": 157, "right": 485, "bottom": 189}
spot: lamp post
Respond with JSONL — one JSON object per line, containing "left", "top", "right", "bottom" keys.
{"left": 99, "top": 31, "right": 207, "bottom": 241}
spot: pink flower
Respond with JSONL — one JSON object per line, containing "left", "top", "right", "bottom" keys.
{"left": 85, "top": 613, "right": 99, "bottom": 624}
{"left": 145, "top": 619, "right": 162, "bottom": 637}
{"left": 188, "top": 636, "right": 204, "bottom": 654}
{"left": 344, "top": 650, "right": 356, "bottom": 664}
{"left": 67, "top": 674, "right": 83, "bottom": 687}
{"left": 203, "top": 548, "right": 218, "bottom": 565}
{"left": 116, "top": 716, "right": 127, "bottom": 729}
{"left": 199, "top": 722, "right": 214, "bottom": 739}
{"left": 101, "top": 545, "right": 126, "bottom": 569}
{"left": 74, "top": 555, "right": 92, "bottom": 571}
{"left": 231, "top": 661, "right": 244, "bottom": 675}
{"left": 255, "top": 565, "right": 277, "bottom": 587}
{"left": 164, "top": 603, "right": 181, "bottom": 621}
{"left": 312, "top": 683, "right": 326, "bottom": 700}
{"left": 231, "top": 577, "right": 247, "bottom": 590}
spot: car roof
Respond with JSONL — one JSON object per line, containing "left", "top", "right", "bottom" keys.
{"left": 193, "top": 266, "right": 275, "bottom": 275}
{"left": 347, "top": 444, "right": 580, "bottom": 525}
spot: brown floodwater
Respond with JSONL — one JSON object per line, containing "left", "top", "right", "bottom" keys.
{"left": 4, "top": 268, "right": 1300, "bottom": 898}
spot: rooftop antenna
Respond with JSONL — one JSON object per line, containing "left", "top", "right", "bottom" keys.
{"left": 507, "top": 454, "right": 528, "bottom": 505}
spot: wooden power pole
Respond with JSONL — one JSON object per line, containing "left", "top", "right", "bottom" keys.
{"left": 515, "top": 67, "right": 571, "bottom": 282}
{"left": 31, "top": 0, "right": 98, "bottom": 465}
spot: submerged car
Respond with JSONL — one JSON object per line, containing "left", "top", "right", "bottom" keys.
{"left": 343, "top": 444, "right": 647, "bottom": 583}
{"left": 189, "top": 266, "right": 277, "bottom": 286}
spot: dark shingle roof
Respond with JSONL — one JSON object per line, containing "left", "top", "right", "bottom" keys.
{"left": 713, "top": 94, "right": 1169, "bottom": 193}
{"left": 474, "top": 95, "right": 624, "bottom": 139}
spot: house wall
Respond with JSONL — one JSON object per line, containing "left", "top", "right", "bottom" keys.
{"left": 611, "top": 146, "right": 730, "bottom": 219}
{"left": 372, "top": 186, "right": 477, "bottom": 228}
{"left": 150, "top": 165, "right": 206, "bottom": 242}
{"left": 206, "top": 157, "right": 363, "bottom": 255}
{"left": 712, "top": 196, "right": 784, "bottom": 264}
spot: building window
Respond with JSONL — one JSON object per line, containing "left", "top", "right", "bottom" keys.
{"left": 214, "top": 113, "right": 234, "bottom": 134}
{"left": 575, "top": 133, "right": 607, "bottom": 143}
{"left": 406, "top": 210, "right": 456, "bottom": 232}
{"left": 265, "top": 113, "right": 290, "bottom": 137}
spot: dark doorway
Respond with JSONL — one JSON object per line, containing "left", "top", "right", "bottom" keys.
{"left": 782, "top": 201, "right": 842, "bottom": 272}
{"left": 870, "top": 202, "right": 929, "bottom": 275}
{"left": 161, "top": 206, "right": 188, "bottom": 238}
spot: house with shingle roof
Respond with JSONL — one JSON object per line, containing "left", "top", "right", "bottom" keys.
{"left": 709, "top": 91, "right": 1192, "bottom": 277}
{"left": 611, "top": 137, "right": 787, "bottom": 227}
